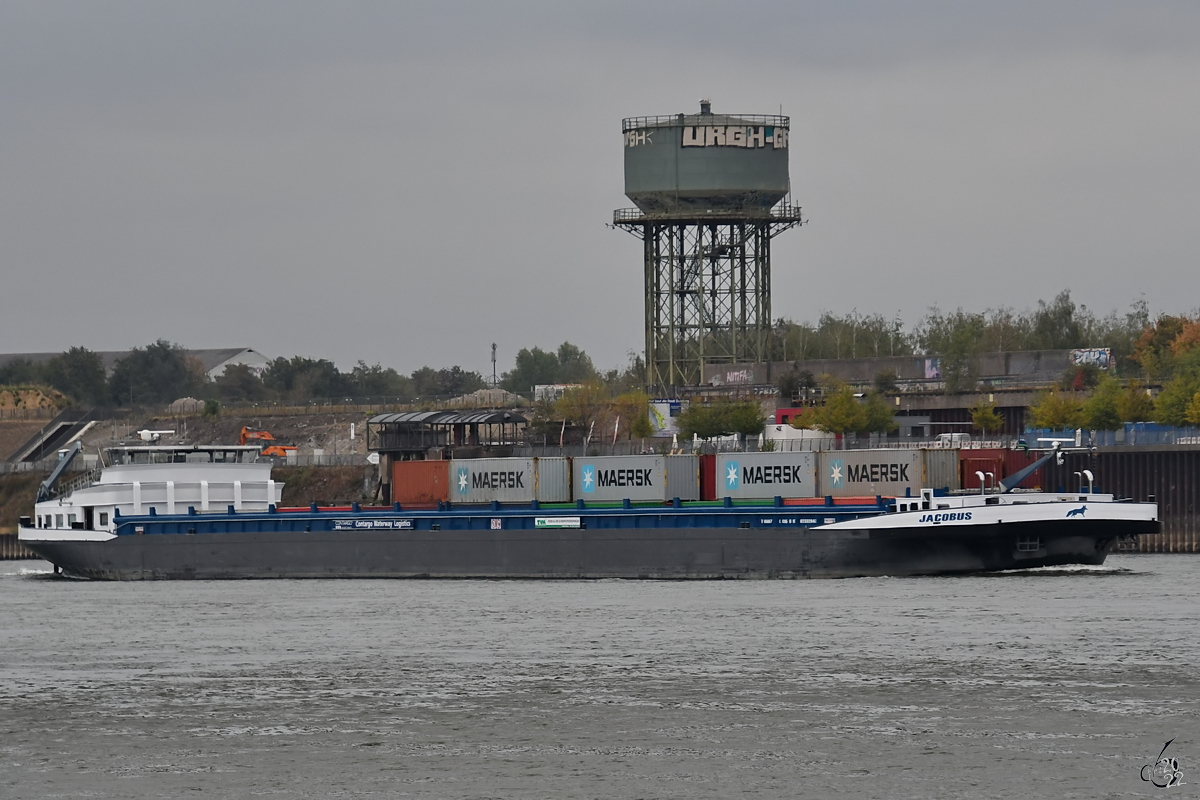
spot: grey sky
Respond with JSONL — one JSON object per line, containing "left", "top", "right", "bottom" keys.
{"left": 3, "top": 1, "right": 1198, "bottom": 377}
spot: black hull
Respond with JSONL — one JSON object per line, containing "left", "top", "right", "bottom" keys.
{"left": 22, "top": 519, "right": 1156, "bottom": 581}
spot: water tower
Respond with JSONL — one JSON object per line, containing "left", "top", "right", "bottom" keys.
{"left": 614, "top": 100, "right": 803, "bottom": 389}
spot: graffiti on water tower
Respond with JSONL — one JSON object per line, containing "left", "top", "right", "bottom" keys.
{"left": 682, "top": 125, "right": 788, "bottom": 149}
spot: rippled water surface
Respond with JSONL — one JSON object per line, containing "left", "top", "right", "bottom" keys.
{"left": 1, "top": 556, "right": 1197, "bottom": 798}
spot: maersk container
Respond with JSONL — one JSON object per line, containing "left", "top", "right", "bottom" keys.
{"left": 450, "top": 458, "right": 537, "bottom": 503}
{"left": 664, "top": 454, "right": 700, "bottom": 502}
{"left": 922, "top": 449, "right": 962, "bottom": 492}
{"left": 818, "top": 450, "right": 923, "bottom": 498}
{"left": 448, "top": 457, "right": 572, "bottom": 503}
{"left": 715, "top": 452, "right": 816, "bottom": 500}
{"left": 573, "top": 455, "right": 666, "bottom": 502}
{"left": 392, "top": 460, "right": 450, "bottom": 505}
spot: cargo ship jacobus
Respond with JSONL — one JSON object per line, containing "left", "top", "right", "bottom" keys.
{"left": 18, "top": 442, "right": 1159, "bottom": 580}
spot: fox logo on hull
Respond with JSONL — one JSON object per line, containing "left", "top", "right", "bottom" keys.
{"left": 1066, "top": 505, "right": 1087, "bottom": 518}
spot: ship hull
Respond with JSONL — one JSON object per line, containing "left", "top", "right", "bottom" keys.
{"left": 19, "top": 518, "right": 1156, "bottom": 581}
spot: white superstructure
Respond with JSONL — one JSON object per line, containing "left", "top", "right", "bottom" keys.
{"left": 27, "top": 445, "right": 283, "bottom": 541}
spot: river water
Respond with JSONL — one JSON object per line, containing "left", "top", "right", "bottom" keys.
{"left": 1, "top": 555, "right": 1196, "bottom": 799}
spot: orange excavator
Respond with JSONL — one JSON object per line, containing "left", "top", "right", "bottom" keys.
{"left": 239, "top": 427, "right": 299, "bottom": 459}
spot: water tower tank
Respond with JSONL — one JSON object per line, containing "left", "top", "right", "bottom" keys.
{"left": 623, "top": 101, "right": 790, "bottom": 216}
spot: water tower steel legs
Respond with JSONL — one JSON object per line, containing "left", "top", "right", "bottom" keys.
{"left": 639, "top": 220, "right": 774, "bottom": 389}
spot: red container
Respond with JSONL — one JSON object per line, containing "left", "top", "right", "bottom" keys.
{"left": 1004, "top": 449, "right": 1045, "bottom": 490}
{"left": 698, "top": 454, "right": 716, "bottom": 501}
{"left": 961, "top": 449, "right": 1006, "bottom": 490}
{"left": 392, "top": 460, "right": 450, "bottom": 505}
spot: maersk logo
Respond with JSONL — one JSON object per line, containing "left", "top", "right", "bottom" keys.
{"left": 456, "top": 467, "right": 470, "bottom": 495}
{"left": 726, "top": 461, "right": 740, "bottom": 489}
{"left": 829, "top": 459, "right": 845, "bottom": 488}
{"left": 581, "top": 465, "right": 595, "bottom": 493}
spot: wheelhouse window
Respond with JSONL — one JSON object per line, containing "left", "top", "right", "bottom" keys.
{"left": 99, "top": 512, "right": 110, "bottom": 527}
{"left": 55, "top": 514, "right": 63, "bottom": 528}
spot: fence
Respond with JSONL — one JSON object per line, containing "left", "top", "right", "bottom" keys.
{"left": 1024, "top": 426, "right": 1200, "bottom": 448}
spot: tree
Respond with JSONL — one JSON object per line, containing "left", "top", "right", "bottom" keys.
{"left": 1154, "top": 374, "right": 1200, "bottom": 426}
{"left": 613, "top": 390, "right": 654, "bottom": 439}
{"left": 1185, "top": 392, "right": 1200, "bottom": 426}
{"left": 808, "top": 384, "right": 866, "bottom": 435}
{"left": 348, "top": 362, "right": 413, "bottom": 400}
{"left": 0, "top": 357, "right": 41, "bottom": 386}
{"left": 555, "top": 383, "right": 610, "bottom": 434}
{"left": 676, "top": 398, "right": 764, "bottom": 440}
{"left": 215, "top": 363, "right": 268, "bottom": 403}
{"left": 110, "top": 340, "right": 205, "bottom": 405}
{"left": 873, "top": 368, "right": 899, "bottom": 395}
{"left": 861, "top": 392, "right": 897, "bottom": 434}
{"left": 555, "top": 342, "right": 598, "bottom": 383}
{"left": 1081, "top": 376, "right": 1121, "bottom": 431}
{"left": 500, "top": 347, "right": 560, "bottom": 393}
{"left": 917, "top": 308, "right": 985, "bottom": 393}
{"left": 1027, "top": 290, "right": 1086, "bottom": 350}
{"left": 969, "top": 399, "right": 1005, "bottom": 435}
{"left": 1115, "top": 380, "right": 1154, "bottom": 423}
{"left": 1028, "top": 388, "right": 1085, "bottom": 429}
{"left": 262, "top": 356, "right": 347, "bottom": 401}
{"left": 1132, "top": 315, "right": 1188, "bottom": 379}
{"left": 41, "top": 347, "right": 108, "bottom": 405}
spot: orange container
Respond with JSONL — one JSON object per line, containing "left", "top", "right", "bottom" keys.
{"left": 392, "top": 460, "right": 450, "bottom": 505}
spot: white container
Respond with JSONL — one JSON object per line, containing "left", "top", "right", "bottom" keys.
{"left": 818, "top": 450, "right": 923, "bottom": 498}
{"left": 715, "top": 452, "right": 816, "bottom": 499}
{"left": 449, "top": 457, "right": 572, "bottom": 503}
{"left": 573, "top": 455, "right": 666, "bottom": 502}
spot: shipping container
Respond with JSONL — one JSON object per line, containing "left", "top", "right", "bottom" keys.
{"left": 664, "top": 454, "right": 700, "bottom": 501}
{"left": 392, "top": 460, "right": 450, "bottom": 505}
{"left": 922, "top": 448, "right": 962, "bottom": 492}
{"left": 818, "top": 450, "right": 923, "bottom": 498}
{"left": 714, "top": 451, "right": 816, "bottom": 499}
{"left": 1003, "top": 449, "right": 1045, "bottom": 490}
{"left": 572, "top": 455, "right": 666, "bottom": 502}
{"left": 447, "top": 457, "right": 571, "bottom": 503}
{"left": 450, "top": 458, "right": 537, "bottom": 503}
{"left": 533, "top": 457, "right": 572, "bottom": 503}
{"left": 699, "top": 454, "right": 716, "bottom": 501}
{"left": 960, "top": 449, "right": 1006, "bottom": 491}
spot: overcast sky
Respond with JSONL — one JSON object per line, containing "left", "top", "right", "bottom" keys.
{"left": 3, "top": 1, "right": 1198, "bottom": 376}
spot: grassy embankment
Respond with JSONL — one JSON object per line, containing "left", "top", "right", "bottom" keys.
{"left": 0, "top": 472, "right": 43, "bottom": 535}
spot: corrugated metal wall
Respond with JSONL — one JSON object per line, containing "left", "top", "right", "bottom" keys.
{"left": 1044, "top": 449, "right": 1199, "bottom": 553}
{"left": 392, "top": 461, "right": 450, "bottom": 505}
{"left": 664, "top": 455, "right": 700, "bottom": 502}
{"left": 922, "top": 449, "right": 962, "bottom": 492}
{"left": 533, "top": 458, "right": 571, "bottom": 503}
